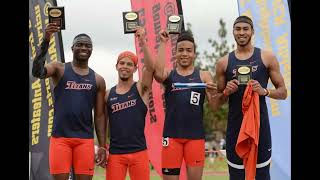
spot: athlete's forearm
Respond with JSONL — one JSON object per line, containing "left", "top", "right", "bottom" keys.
{"left": 32, "top": 39, "right": 49, "bottom": 78}
{"left": 94, "top": 115, "right": 107, "bottom": 148}
{"left": 208, "top": 93, "right": 227, "bottom": 112}
{"left": 154, "top": 42, "right": 166, "bottom": 81}
{"left": 142, "top": 43, "right": 154, "bottom": 72}
{"left": 266, "top": 86, "right": 287, "bottom": 100}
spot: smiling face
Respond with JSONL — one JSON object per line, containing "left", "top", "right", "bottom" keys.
{"left": 71, "top": 36, "right": 93, "bottom": 61}
{"left": 116, "top": 57, "right": 137, "bottom": 81}
{"left": 175, "top": 40, "right": 196, "bottom": 68}
{"left": 233, "top": 22, "right": 254, "bottom": 47}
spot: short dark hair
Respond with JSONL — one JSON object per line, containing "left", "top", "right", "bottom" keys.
{"left": 176, "top": 31, "right": 196, "bottom": 52}
{"left": 72, "top": 33, "right": 92, "bottom": 47}
{"left": 74, "top": 33, "right": 91, "bottom": 40}
{"left": 233, "top": 15, "right": 254, "bottom": 29}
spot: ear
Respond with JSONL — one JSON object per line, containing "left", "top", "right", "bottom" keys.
{"left": 193, "top": 50, "right": 197, "bottom": 59}
{"left": 133, "top": 66, "right": 138, "bottom": 73}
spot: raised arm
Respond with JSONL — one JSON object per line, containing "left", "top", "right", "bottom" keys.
{"left": 135, "top": 27, "right": 154, "bottom": 98}
{"left": 32, "top": 23, "right": 61, "bottom": 79}
{"left": 94, "top": 74, "right": 107, "bottom": 166}
{"left": 154, "top": 30, "right": 170, "bottom": 83}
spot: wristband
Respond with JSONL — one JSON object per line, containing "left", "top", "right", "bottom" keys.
{"left": 264, "top": 88, "right": 270, "bottom": 97}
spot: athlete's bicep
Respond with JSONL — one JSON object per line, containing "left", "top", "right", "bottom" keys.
{"left": 104, "top": 89, "right": 110, "bottom": 122}
{"left": 268, "top": 54, "right": 286, "bottom": 89}
{"left": 139, "top": 66, "right": 154, "bottom": 93}
{"left": 95, "top": 75, "right": 106, "bottom": 117}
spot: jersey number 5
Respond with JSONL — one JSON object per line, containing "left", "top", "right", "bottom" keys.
{"left": 190, "top": 91, "right": 200, "bottom": 105}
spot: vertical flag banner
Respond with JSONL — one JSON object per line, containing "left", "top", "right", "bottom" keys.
{"left": 237, "top": 0, "right": 291, "bottom": 179}
{"left": 29, "top": 0, "right": 64, "bottom": 179}
{"left": 130, "top": 0, "right": 186, "bottom": 179}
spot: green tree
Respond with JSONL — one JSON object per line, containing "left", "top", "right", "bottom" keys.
{"left": 186, "top": 19, "right": 235, "bottom": 139}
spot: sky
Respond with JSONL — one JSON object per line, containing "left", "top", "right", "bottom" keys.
{"left": 56, "top": 0, "right": 239, "bottom": 89}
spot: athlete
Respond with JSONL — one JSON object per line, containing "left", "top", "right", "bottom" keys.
{"left": 153, "top": 30, "right": 219, "bottom": 180}
{"left": 105, "top": 27, "right": 154, "bottom": 180}
{"left": 215, "top": 15, "right": 287, "bottom": 180}
{"left": 32, "top": 23, "right": 107, "bottom": 180}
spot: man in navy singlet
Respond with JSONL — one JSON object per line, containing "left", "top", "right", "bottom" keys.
{"left": 32, "top": 23, "right": 107, "bottom": 180}
{"left": 153, "top": 30, "right": 220, "bottom": 180}
{"left": 105, "top": 27, "right": 154, "bottom": 180}
{"left": 215, "top": 16, "right": 287, "bottom": 180}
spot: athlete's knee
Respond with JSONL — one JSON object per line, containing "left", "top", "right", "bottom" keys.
{"left": 162, "top": 168, "right": 180, "bottom": 175}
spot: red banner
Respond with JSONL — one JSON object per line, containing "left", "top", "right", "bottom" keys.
{"left": 130, "top": 0, "right": 186, "bottom": 179}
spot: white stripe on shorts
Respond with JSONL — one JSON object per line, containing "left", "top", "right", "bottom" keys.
{"left": 226, "top": 157, "right": 271, "bottom": 169}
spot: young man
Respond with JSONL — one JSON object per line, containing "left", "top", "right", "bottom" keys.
{"left": 215, "top": 15, "right": 287, "bottom": 180}
{"left": 153, "top": 30, "right": 219, "bottom": 180}
{"left": 32, "top": 23, "right": 107, "bottom": 180}
{"left": 105, "top": 27, "right": 154, "bottom": 180}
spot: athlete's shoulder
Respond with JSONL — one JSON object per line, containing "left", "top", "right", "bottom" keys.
{"left": 199, "top": 69, "right": 211, "bottom": 76}
{"left": 221, "top": 53, "right": 230, "bottom": 62}
{"left": 105, "top": 88, "right": 111, "bottom": 102}
{"left": 94, "top": 72, "right": 105, "bottom": 82}
{"left": 216, "top": 53, "right": 229, "bottom": 70}
{"left": 260, "top": 49, "right": 278, "bottom": 67}
{"left": 261, "top": 49, "right": 276, "bottom": 59}
{"left": 165, "top": 68, "right": 173, "bottom": 76}
{"left": 48, "top": 61, "right": 65, "bottom": 79}
{"left": 199, "top": 70, "right": 213, "bottom": 83}
{"left": 94, "top": 72, "right": 106, "bottom": 90}
{"left": 49, "top": 61, "right": 64, "bottom": 68}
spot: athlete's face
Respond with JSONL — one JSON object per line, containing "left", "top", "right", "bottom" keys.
{"left": 72, "top": 37, "right": 93, "bottom": 61}
{"left": 175, "top": 40, "right": 196, "bottom": 68}
{"left": 233, "top": 22, "right": 254, "bottom": 47}
{"left": 116, "top": 57, "right": 137, "bottom": 81}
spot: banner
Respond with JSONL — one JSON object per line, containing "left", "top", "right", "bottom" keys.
{"left": 29, "top": 0, "right": 64, "bottom": 179}
{"left": 130, "top": 0, "right": 186, "bottom": 179}
{"left": 237, "top": 0, "right": 291, "bottom": 179}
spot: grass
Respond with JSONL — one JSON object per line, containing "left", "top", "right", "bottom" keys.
{"left": 93, "top": 155, "right": 229, "bottom": 180}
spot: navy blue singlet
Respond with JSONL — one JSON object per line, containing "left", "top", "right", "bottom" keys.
{"left": 107, "top": 82, "right": 147, "bottom": 154}
{"left": 226, "top": 47, "right": 272, "bottom": 167}
{"left": 52, "top": 62, "right": 97, "bottom": 138}
{"left": 162, "top": 68, "right": 206, "bottom": 139}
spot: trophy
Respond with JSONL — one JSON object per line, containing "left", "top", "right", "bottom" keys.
{"left": 123, "top": 11, "right": 139, "bottom": 34}
{"left": 236, "top": 65, "right": 252, "bottom": 85}
{"left": 167, "top": 15, "right": 183, "bottom": 34}
{"left": 48, "top": 6, "right": 65, "bottom": 30}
